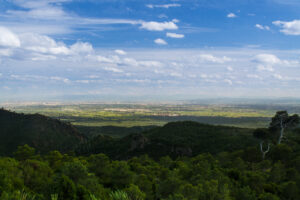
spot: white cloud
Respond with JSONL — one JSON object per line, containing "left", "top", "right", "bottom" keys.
{"left": 166, "top": 32, "right": 185, "bottom": 38}
{"left": 170, "top": 72, "right": 182, "bottom": 77}
{"left": 273, "top": 74, "right": 283, "bottom": 80}
{"left": 140, "top": 21, "right": 178, "bottom": 31}
{"left": 139, "top": 61, "right": 163, "bottom": 67}
{"left": 19, "top": 33, "right": 70, "bottom": 55}
{"left": 0, "top": 26, "right": 96, "bottom": 61}
{"left": 224, "top": 79, "right": 233, "bottom": 85}
{"left": 253, "top": 54, "right": 281, "bottom": 65}
{"left": 31, "top": 54, "right": 57, "bottom": 61}
{"left": 273, "top": 20, "right": 300, "bottom": 35}
{"left": 199, "top": 54, "right": 232, "bottom": 63}
{"left": 257, "top": 64, "right": 274, "bottom": 72}
{"left": 96, "top": 55, "right": 119, "bottom": 63}
{"left": 123, "top": 58, "right": 139, "bottom": 66}
{"left": 227, "top": 13, "right": 237, "bottom": 18}
{"left": 254, "top": 54, "right": 280, "bottom": 72}
{"left": 247, "top": 74, "right": 262, "bottom": 79}
{"left": 227, "top": 66, "right": 233, "bottom": 71}
{"left": 115, "top": 49, "right": 127, "bottom": 55}
{"left": 50, "top": 76, "right": 70, "bottom": 83}
{"left": 255, "top": 24, "right": 270, "bottom": 30}
{"left": 0, "top": 26, "right": 21, "bottom": 47}
{"left": 154, "top": 38, "right": 167, "bottom": 45}
{"left": 76, "top": 80, "right": 90, "bottom": 84}
{"left": 146, "top": 4, "right": 181, "bottom": 9}
{"left": 104, "top": 67, "right": 123, "bottom": 73}
{"left": 70, "top": 42, "right": 93, "bottom": 54}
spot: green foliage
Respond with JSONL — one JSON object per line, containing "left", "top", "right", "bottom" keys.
{"left": 14, "top": 145, "right": 36, "bottom": 161}
{"left": 50, "top": 194, "right": 58, "bottom": 200}
{"left": 110, "top": 190, "right": 130, "bottom": 200}
{"left": 124, "top": 184, "right": 145, "bottom": 200}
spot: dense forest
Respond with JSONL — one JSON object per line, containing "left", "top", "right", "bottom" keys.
{"left": 1, "top": 109, "right": 300, "bottom": 199}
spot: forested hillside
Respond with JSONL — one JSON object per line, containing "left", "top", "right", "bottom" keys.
{"left": 0, "top": 108, "right": 86, "bottom": 155}
{"left": 77, "top": 121, "right": 258, "bottom": 159}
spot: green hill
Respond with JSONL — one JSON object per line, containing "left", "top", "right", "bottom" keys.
{"left": 77, "top": 121, "right": 258, "bottom": 159}
{"left": 0, "top": 108, "right": 86, "bottom": 155}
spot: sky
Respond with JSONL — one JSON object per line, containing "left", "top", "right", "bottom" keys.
{"left": 1, "top": 0, "right": 300, "bottom": 102}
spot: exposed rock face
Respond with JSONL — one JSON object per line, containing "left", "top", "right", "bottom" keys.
{"left": 129, "top": 134, "right": 149, "bottom": 151}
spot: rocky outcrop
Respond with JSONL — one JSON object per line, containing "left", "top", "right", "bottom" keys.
{"left": 129, "top": 134, "right": 149, "bottom": 151}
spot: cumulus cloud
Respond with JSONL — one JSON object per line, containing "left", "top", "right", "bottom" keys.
{"left": 257, "top": 64, "right": 274, "bottom": 72}
{"left": 19, "top": 33, "right": 69, "bottom": 55}
{"left": 166, "top": 32, "right": 185, "bottom": 38}
{"left": 224, "top": 79, "right": 233, "bottom": 85}
{"left": 273, "top": 20, "right": 300, "bottom": 35}
{"left": 227, "top": 13, "right": 237, "bottom": 18}
{"left": 0, "top": 26, "right": 21, "bottom": 47}
{"left": 253, "top": 54, "right": 281, "bottom": 65}
{"left": 70, "top": 42, "right": 93, "bottom": 54}
{"left": 253, "top": 54, "right": 280, "bottom": 72}
{"left": 115, "top": 49, "right": 127, "bottom": 55}
{"left": 227, "top": 66, "right": 233, "bottom": 71}
{"left": 199, "top": 54, "right": 232, "bottom": 63}
{"left": 154, "top": 38, "right": 167, "bottom": 45}
{"left": 0, "top": 26, "right": 95, "bottom": 61}
{"left": 140, "top": 20, "right": 178, "bottom": 31}
{"left": 255, "top": 24, "right": 270, "bottom": 30}
{"left": 96, "top": 55, "right": 120, "bottom": 63}
{"left": 146, "top": 4, "right": 181, "bottom": 9}
{"left": 253, "top": 53, "right": 299, "bottom": 72}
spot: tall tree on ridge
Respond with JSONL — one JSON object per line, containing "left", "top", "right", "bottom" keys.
{"left": 269, "top": 111, "right": 299, "bottom": 144}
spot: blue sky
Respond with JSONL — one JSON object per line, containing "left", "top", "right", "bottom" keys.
{"left": 1, "top": 0, "right": 300, "bottom": 102}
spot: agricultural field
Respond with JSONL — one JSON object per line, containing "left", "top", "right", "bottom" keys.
{"left": 4, "top": 103, "right": 300, "bottom": 129}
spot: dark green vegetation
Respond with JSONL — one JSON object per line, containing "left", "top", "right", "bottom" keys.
{"left": 1, "top": 109, "right": 300, "bottom": 199}
{"left": 0, "top": 108, "right": 86, "bottom": 156}
{"left": 76, "top": 125, "right": 156, "bottom": 139}
{"left": 77, "top": 122, "right": 257, "bottom": 159}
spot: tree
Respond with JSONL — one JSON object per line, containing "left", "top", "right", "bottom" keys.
{"left": 13, "top": 145, "right": 36, "bottom": 161}
{"left": 253, "top": 129, "right": 272, "bottom": 160}
{"left": 269, "top": 111, "right": 299, "bottom": 144}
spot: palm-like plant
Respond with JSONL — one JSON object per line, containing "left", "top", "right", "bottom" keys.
{"left": 14, "top": 190, "right": 36, "bottom": 200}
{"left": 90, "top": 194, "right": 100, "bottom": 200}
{"left": 110, "top": 190, "right": 130, "bottom": 200}
{"left": 50, "top": 194, "right": 58, "bottom": 200}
